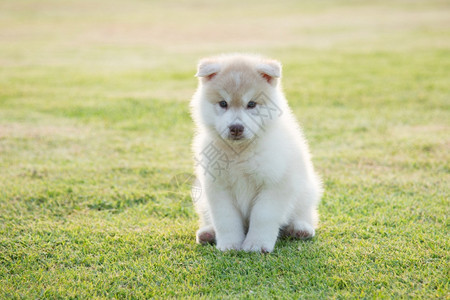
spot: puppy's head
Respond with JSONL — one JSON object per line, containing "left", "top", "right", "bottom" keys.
{"left": 191, "top": 54, "right": 284, "bottom": 142}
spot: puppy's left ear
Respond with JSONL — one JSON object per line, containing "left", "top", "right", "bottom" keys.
{"left": 196, "top": 59, "right": 221, "bottom": 81}
{"left": 257, "top": 60, "right": 281, "bottom": 85}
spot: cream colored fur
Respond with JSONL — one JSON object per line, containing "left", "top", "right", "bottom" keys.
{"left": 190, "top": 54, "right": 322, "bottom": 253}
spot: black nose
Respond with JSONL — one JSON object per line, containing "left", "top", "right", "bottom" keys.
{"left": 229, "top": 124, "right": 244, "bottom": 137}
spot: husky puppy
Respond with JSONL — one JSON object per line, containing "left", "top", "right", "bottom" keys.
{"left": 190, "top": 54, "right": 322, "bottom": 253}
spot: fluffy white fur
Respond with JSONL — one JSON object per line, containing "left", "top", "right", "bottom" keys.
{"left": 190, "top": 54, "right": 322, "bottom": 253}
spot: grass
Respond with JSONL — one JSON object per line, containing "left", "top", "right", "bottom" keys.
{"left": 0, "top": 0, "right": 449, "bottom": 298}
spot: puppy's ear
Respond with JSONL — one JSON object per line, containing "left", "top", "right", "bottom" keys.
{"left": 196, "top": 59, "right": 221, "bottom": 81}
{"left": 256, "top": 60, "right": 281, "bottom": 85}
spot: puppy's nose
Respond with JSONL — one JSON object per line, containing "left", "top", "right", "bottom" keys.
{"left": 229, "top": 124, "right": 244, "bottom": 137}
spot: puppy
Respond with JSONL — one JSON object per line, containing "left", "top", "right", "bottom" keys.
{"left": 190, "top": 54, "right": 322, "bottom": 253}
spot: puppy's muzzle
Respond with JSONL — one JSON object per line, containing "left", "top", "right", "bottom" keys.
{"left": 228, "top": 124, "right": 244, "bottom": 140}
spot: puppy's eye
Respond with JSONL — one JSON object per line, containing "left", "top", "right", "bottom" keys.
{"left": 247, "top": 101, "right": 257, "bottom": 109}
{"left": 219, "top": 100, "right": 228, "bottom": 108}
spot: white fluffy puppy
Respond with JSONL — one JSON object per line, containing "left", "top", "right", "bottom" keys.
{"left": 190, "top": 54, "right": 322, "bottom": 253}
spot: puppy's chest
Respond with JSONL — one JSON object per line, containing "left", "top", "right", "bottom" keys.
{"left": 226, "top": 156, "right": 261, "bottom": 185}
{"left": 223, "top": 157, "right": 263, "bottom": 219}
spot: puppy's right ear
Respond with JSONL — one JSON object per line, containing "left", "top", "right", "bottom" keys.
{"left": 196, "top": 59, "right": 221, "bottom": 81}
{"left": 256, "top": 60, "right": 281, "bottom": 85}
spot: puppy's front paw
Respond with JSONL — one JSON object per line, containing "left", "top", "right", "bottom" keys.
{"left": 216, "top": 241, "right": 242, "bottom": 251}
{"left": 242, "top": 238, "right": 274, "bottom": 253}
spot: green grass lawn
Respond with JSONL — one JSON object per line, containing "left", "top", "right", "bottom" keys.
{"left": 0, "top": 0, "right": 449, "bottom": 298}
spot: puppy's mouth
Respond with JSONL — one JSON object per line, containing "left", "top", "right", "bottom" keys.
{"left": 227, "top": 135, "right": 245, "bottom": 141}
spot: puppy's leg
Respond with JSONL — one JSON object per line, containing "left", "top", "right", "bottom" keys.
{"left": 242, "top": 188, "right": 289, "bottom": 253}
{"left": 194, "top": 190, "right": 216, "bottom": 244}
{"left": 284, "top": 183, "right": 320, "bottom": 239}
{"left": 207, "top": 186, "right": 245, "bottom": 251}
